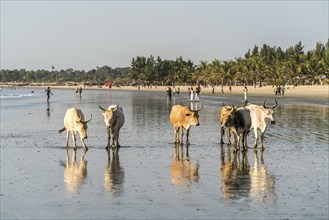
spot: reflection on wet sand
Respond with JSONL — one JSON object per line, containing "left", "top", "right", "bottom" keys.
{"left": 220, "top": 146, "right": 250, "bottom": 199}
{"left": 250, "top": 150, "right": 276, "bottom": 203}
{"left": 62, "top": 149, "right": 87, "bottom": 195}
{"left": 171, "top": 144, "right": 199, "bottom": 187}
{"left": 104, "top": 148, "right": 125, "bottom": 196}
{"left": 220, "top": 146, "right": 275, "bottom": 202}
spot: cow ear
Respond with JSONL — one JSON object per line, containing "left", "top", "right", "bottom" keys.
{"left": 110, "top": 105, "right": 118, "bottom": 112}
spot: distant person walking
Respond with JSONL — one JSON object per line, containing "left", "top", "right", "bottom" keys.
{"left": 281, "top": 85, "right": 285, "bottom": 97}
{"left": 195, "top": 86, "right": 201, "bottom": 102}
{"left": 274, "top": 86, "right": 278, "bottom": 97}
{"left": 45, "top": 87, "right": 53, "bottom": 102}
{"left": 190, "top": 87, "right": 195, "bottom": 102}
{"left": 79, "top": 87, "right": 82, "bottom": 96}
{"left": 167, "top": 87, "right": 172, "bottom": 99}
{"left": 243, "top": 87, "right": 248, "bottom": 102}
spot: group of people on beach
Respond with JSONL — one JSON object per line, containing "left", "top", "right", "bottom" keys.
{"left": 188, "top": 85, "right": 201, "bottom": 102}
{"left": 274, "top": 85, "right": 285, "bottom": 97}
{"left": 166, "top": 86, "right": 180, "bottom": 99}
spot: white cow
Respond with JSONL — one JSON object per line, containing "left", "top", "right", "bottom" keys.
{"left": 99, "top": 105, "right": 125, "bottom": 149}
{"left": 58, "top": 107, "right": 92, "bottom": 151}
{"left": 245, "top": 99, "right": 277, "bottom": 149}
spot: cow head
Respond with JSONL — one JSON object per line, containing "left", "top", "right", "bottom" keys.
{"left": 76, "top": 115, "right": 92, "bottom": 139}
{"left": 186, "top": 103, "right": 203, "bottom": 127}
{"left": 99, "top": 105, "right": 119, "bottom": 129}
{"left": 221, "top": 104, "right": 234, "bottom": 125}
{"left": 224, "top": 105, "right": 239, "bottom": 127}
{"left": 262, "top": 99, "right": 277, "bottom": 124}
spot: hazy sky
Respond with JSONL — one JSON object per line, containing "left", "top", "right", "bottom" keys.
{"left": 1, "top": 1, "right": 328, "bottom": 71}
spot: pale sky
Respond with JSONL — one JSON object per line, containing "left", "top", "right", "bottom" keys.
{"left": 1, "top": 1, "right": 328, "bottom": 71}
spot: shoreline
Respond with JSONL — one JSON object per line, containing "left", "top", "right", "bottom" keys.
{"left": 6, "top": 84, "right": 328, "bottom": 100}
{"left": 1, "top": 83, "right": 328, "bottom": 100}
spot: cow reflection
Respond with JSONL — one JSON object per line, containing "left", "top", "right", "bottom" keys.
{"left": 220, "top": 147, "right": 275, "bottom": 202}
{"left": 220, "top": 146, "right": 250, "bottom": 199}
{"left": 63, "top": 149, "right": 87, "bottom": 195}
{"left": 171, "top": 144, "right": 199, "bottom": 187}
{"left": 104, "top": 148, "right": 125, "bottom": 196}
{"left": 250, "top": 150, "right": 276, "bottom": 203}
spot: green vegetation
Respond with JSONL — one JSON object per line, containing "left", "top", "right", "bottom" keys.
{"left": 1, "top": 40, "right": 328, "bottom": 86}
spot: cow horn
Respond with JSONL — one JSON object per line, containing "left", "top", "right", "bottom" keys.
{"left": 272, "top": 99, "right": 278, "bottom": 108}
{"left": 84, "top": 115, "right": 92, "bottom": 123}
{"left": 222, "top": 103, "right": 228, "bottom": 110}
{"left": 99, "top": 105, "right": 106, "bottom": 112}
{"left": 263, "top": 98, "right": 268, "bottom": 108}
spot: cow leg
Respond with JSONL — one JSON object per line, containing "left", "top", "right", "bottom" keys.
{"left": 65, "top": 131, "right": 70, "bottom": 148}
{"left": 253, "top": 128, "right": 259, "bottom": 148}
{"left": 227, "top": 128, "right": 232, "bottom": 145}
{"left": 242, "top": 131, "right": 248, "bottom": 152}
{"left": 236, "top": 134, "right": 242, "bottom": 151}
{"left": 111, "top": 133, "right": 116, "bottom": 149}
{"left": 81, "top": 138, "right": 88, "bottom": 151}
{"left": 180, "top": 127, "right": 184, "bottom": 145}
{"left": 260, "top": 132, "right": 265, "bottom": 150}
{"left": 186, "top": 128, "right": 190, "bottom": 144}
{"left": 220, "top": 126, "right": 225, "bottom": 144}
{"left": 71, "top": 132, "right": 77, "bottom": 149}
{"left": 116, "top": 133, "right": 121, "bottom": 148}
{"left": 174, "top": 127, "right": 179, "bottom": 144}
{"left": 106, "top": 128, "right": 111, "bottom": 149}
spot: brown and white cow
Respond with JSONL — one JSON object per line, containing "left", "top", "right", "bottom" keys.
{"left": 58, "top": 107, "right": 92, "bottom": 151}
{"left": 99, "top": 105, "right": 125, "bottom": 149}
{"left": 224, "top": 105, "right": 251, "bottom": 151}
{"left": 169, "top": 104, "right": 203, "bottom": 145}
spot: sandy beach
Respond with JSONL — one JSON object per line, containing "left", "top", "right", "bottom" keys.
{"left": 7, "top": 84, "right": 329, "bottom": 100}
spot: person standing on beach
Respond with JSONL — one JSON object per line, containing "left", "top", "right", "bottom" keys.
{"left": 281, "top": 85, "right": 285, "bottom": 97}
{"left": 243, "top": 87, "right": 248, "bottom": 102}
{"left": 45, "top": 87, "right": 53, "bottom": 102}
{"left": 167, "top": 87, "right": 172, "bottom": 99}
{"left": 195, "top": 86, "right": 201, "bottom": 102}
{"left": 79, "top": 87, "right": 82, "bottom": 96}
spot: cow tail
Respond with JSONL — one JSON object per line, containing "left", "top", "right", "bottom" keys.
{"left": 58, "top": 127, "right": 66, "bottom": 134}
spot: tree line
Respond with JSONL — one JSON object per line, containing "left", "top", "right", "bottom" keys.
{"left": 1, "top": 40, "right": 328, "bottom": 86}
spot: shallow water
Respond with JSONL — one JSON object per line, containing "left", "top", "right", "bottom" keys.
{"left": 1, "top": 88, "right": 328, "bottom": 219}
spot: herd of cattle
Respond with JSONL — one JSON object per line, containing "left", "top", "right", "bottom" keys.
{"left": 58, "top": 99, "right": 277, "bottom": 152}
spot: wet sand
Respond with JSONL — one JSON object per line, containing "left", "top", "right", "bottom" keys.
{"left": 1, "top": 88, "right": 328, "bottom": 219}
